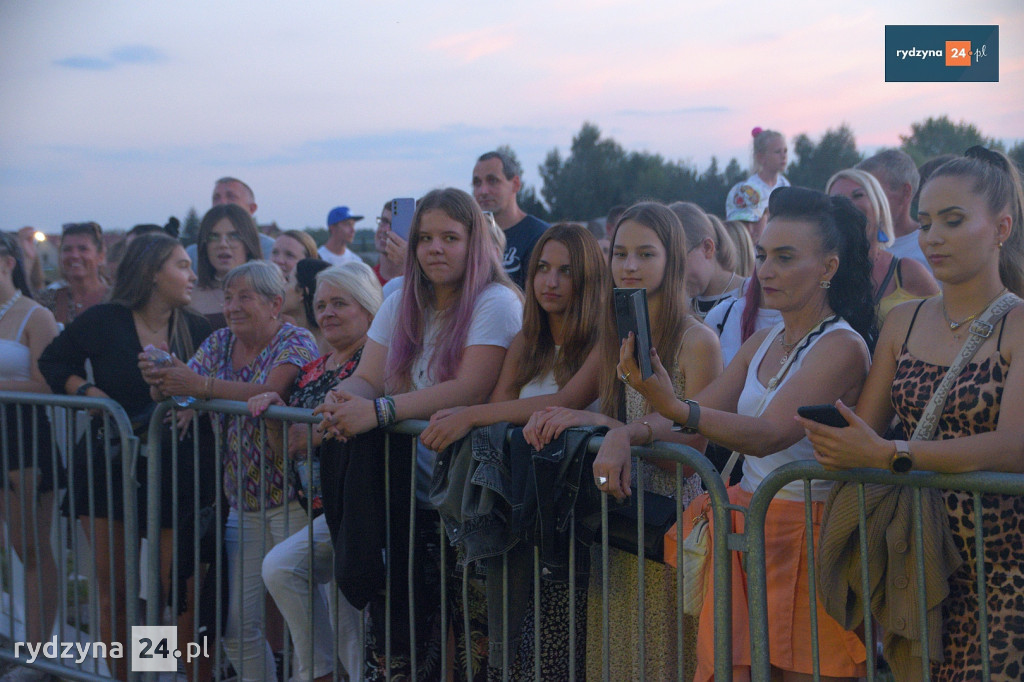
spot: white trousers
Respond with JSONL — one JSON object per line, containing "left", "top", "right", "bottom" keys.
{"left": 262, "top": 513, "right": 364, "bottom": 681}
{"left": 223, "top": 501, "right": 305, "bottom": 682}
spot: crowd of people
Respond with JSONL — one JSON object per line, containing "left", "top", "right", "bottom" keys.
{"left": 1, "top": 134, "right": 1022, "bottom": 682}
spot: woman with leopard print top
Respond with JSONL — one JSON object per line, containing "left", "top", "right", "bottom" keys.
{"left": 801, "top": 147, "right": 1024, "bottom": 680}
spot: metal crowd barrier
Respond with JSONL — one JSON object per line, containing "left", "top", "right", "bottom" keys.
{"left": 743, "top": 461, "right": 1024, "bottom": 682}
{"left": 6, "top": 391, "right": 1022, "bottom": 682}
{"left": 0, "top": 392, "right": 140, "bottom": 682}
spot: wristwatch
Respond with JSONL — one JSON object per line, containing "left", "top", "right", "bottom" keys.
{"left": 889, "top": 440, "right": 913, "bottom": 474}
{"left": 76, "top": 382, "right": 95, "bottom": 396}
{"left": 672, "top": 399, "right": 700, "bottom": 434}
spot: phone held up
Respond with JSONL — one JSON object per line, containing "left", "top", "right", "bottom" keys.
{"left": 389, "top": 198, "right": 415, "bottom": 241}
{"left": 797, "top": 404, "right": 849, "bottom": 428}
{"left": 613, "top": 287, "right": 654, "bottom": 380}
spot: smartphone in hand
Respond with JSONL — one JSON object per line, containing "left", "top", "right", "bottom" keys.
{"left": 613, "top": 288, "right": 654, "bottom": 380}
{"left": 797, "top": 404, "right": 849, "bottom": 428}
{"left": 390, "top": 198, "right": 415, "bottom": 240}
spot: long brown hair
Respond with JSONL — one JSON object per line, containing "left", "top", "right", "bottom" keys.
{"left": 111, "top": 233, "right": 197, "bottom": 359}
{"left": 511, "top": 223, "right": 609, "bottom": 394}
{"left": 599, "top": 202, "right": 690, "bottom": 417}
{"left": 196, "top": 204, "right": 262, "bottom": 288}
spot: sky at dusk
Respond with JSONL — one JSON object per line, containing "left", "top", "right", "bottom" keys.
{"left": 1, "top": 1, "right": 1021, "bottom": 233}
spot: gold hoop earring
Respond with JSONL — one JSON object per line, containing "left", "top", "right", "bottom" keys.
{"left": 819, "top": 280, "right": 831, "bottom": 289}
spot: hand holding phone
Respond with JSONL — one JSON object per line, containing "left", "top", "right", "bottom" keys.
{"left": 390, "top": 198, "right": 415, "bottom": 241}
{"left": 614, "top": 288, "right": 654, "bottom": 380}
{"left": 797, "top": 404, "right": 849, "bottom": 428}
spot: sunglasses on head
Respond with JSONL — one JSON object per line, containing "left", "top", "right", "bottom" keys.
{"left": 61, "top": 222, "right": 103, "bottom": 238}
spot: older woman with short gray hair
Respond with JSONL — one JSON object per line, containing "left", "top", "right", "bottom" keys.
{"left": 142, "top": 259, "right": 319, "bottom": 682}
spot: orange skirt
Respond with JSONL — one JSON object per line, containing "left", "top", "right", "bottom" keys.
{"left": 681, "top": 485, "right": 866, "bottom": 680}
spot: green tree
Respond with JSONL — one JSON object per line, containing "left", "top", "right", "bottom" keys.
{"left": 181, "top": 207, "right": 200, "bottom": 246}
{"left": 899, "top": 116, "right": 1000, "bottom": 164}
{"left": 1008, "top": 140, "right": 1024, "bottom": 175}
{"left": 785, "top": 124, "right": 863, "bottom": 191}
{"left": 491, "top": 144, "right": 548, "bottom": 220}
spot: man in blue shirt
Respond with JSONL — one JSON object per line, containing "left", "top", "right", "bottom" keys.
{"left": 472, "top": 150, "right": 548, "bottom": 289}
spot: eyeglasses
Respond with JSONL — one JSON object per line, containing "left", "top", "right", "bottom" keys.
{"left": 207, "top": 231, "right": 243, "bottom": 245}
{"left": 376, "top": 216, "right": 392, "bottom": 228}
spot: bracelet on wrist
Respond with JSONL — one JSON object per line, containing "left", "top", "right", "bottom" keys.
{"left": 76, "top": 382, "right": 95, "bottom": 397}
{"left": 635, "top": 419, "right": 655, "bottom": 445}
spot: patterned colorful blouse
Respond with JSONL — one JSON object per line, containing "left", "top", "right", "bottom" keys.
{"left": 187, "top": 322, "right": 318, "bottom": 511}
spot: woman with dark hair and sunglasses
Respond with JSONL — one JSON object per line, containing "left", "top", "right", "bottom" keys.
{"left": 611, "top": 188, "right": 876, "bottom": 680}
{"left": 36, "top": 221, "right": 109, "bottom": 325}
{"left": 0, "top": 232, "right": 61, "bottom": 680}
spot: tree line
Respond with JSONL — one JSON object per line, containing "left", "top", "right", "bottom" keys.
{"left": 517, "top": 116, "right": 1024, "bottom": 223}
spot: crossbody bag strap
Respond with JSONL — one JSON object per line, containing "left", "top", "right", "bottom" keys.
{"left": 911, "top": 292, "right": 1021, "bottom": 441}
{"left": 719, "top": 316, "right": 836, "bottom": 483}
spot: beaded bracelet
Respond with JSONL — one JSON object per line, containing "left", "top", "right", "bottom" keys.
{"left": 375, "top": 395, "right": 398, "bottom": 428}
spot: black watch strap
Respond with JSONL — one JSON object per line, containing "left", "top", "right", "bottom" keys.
{"left": 76, "top": 382, "right": 95, "bottom": 396}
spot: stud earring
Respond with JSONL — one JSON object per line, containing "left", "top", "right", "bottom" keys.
{"left": 819, "top": 280, "right": 831, "bottom": 289}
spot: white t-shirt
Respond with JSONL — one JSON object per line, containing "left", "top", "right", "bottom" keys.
{"left": 737, "top": 319, "right": 859, "bottom": 501}
{"left": 887, "top": 231, "right": 928, "bottom": 269}
{"left": 368, "top": 283, "right": 524, "bottom": 501}
{"left": 317, "top": 245, "right": 364, "bottom": 267}
{"left": 703, "top": 279, "right": 783, "bottom": 366}
{"left": 745, "top": 173, "right": 790, "bottom": 215}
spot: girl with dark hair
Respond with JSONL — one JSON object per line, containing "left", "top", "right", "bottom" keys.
{"left": 37, "top": 221, "right": 109, "bottom": 325}
{"left": 419, "top": 222, "right": 608, "bottom": 679}
{"left": 610, "top": 187, "right": 875, "bottom": 680}
{"left": 0, "top": 232, "right": 61, "bottom": 678}
{"left": 801, "top": 147, "right": 1024, "bottom": 679}
{"left": 314, "top": 188, "right": 522, "bottom": 681}
{"left": 524, "top": 203, "right": 724, "bottom": 681}
{"left": 39, "top": 233, "right": 212, "bottom": 678}
{"left": 190, "top": 204, "right": 263, "bottom": 329}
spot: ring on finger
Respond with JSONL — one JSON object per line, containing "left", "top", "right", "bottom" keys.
{"left": 595, "top": 475, "right": 608, "bottom": 486}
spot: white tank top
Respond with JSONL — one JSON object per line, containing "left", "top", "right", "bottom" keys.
{"left": 0, "top": 304, "right": 40, "bottom": 382}
{"left": 738, "top": 318, "right": 857, "bottom": 501}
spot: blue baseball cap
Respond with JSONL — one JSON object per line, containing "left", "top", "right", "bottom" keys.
{"left": 327, "top": 206, "right": 363, "bottom": 226}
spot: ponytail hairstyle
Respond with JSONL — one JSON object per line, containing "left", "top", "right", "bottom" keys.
{"left": 0, "top": 231, "right": 33, "bottom": 298}
{"left": 669, "top": 201, "right": 737, "bottom": 272}
{"left": 512, "top": 223, "right": 609, "bottom": 395}
{"left": 599, "top": 202, "right": 690, "bottom": 417}
{"left": 766, "top": 187, "right": 877, "bottom": 354}
{"left": 751, "top": 127, "right": 785, "bottom": 176}
{"left": 924, "top": 146, "right": 1024, "bottom": 296}
{"left": 386, "top": 188, "right": 516, "bottom": 391}
{"left": 111, "top": 233, "right": 197, "bottom": 359}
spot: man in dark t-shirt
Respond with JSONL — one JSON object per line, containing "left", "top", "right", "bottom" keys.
{"left": 472, "top": 150, "right": 549, "bottom": 289}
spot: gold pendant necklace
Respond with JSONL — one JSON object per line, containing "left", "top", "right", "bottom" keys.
{"left": 941, "top": 288, "right": 1007, "bottom": 331}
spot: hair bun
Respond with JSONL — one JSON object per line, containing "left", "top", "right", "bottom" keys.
{"left": 751, "top": 127, "right": 763, "bottom": 138}
{"left": 163, "top": 216, "right": 180, "bottom": 238}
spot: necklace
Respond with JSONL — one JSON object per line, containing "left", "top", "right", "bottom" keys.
{"left": 941, "top": 288, "right": 1007, "bottom": 331}
{"left": 0, "top": 290, "right": 22, "bottom": 324}
{"left": 778, "top": 313, "right": 833, "bottom": 366}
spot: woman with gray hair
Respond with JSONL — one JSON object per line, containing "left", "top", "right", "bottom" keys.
{"left": 248, "top": 261, "right": 383, "bottom": 682}
{"left": 141, "top": 260, "right": 318, "bottom": 682}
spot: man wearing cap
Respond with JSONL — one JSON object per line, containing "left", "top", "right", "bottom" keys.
{"left": 318, "top": 206, "right": 365, "bottom": 266}
{"left": 472, "top": 150, "right": 548, "bottom": 289}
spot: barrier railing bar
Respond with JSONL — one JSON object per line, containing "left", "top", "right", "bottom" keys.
{"left": 856, "top": 482, "right": 877, "bottom": 682}
{"left": 802, "top": 480, "right": 821, "bottom": 682}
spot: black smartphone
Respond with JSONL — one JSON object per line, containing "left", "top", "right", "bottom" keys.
{"left": 613, "top": 288, "right": 654, "bottom": 380}
{"left": 390, "top": 198, "right": 415, "bottom": 241}
{"left": 797, "top": 404, "right": 849, "bottom": 428}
